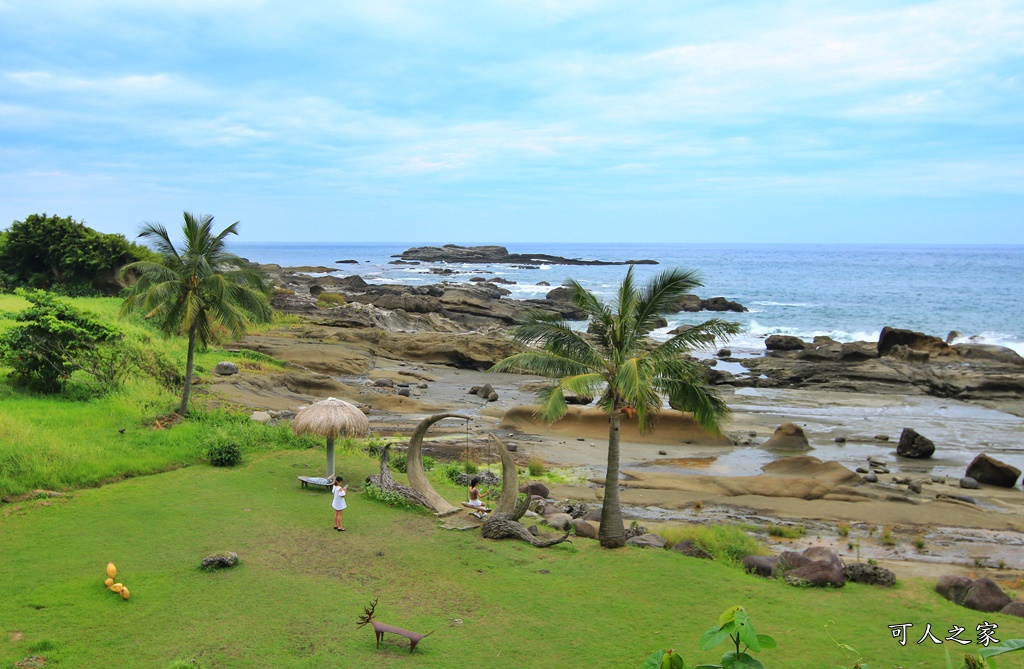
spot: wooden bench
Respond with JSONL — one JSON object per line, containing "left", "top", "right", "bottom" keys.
{"left": 298, "top": 476, "right": 333, "bottom": 489}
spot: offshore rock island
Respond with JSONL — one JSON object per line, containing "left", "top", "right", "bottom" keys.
{"left": 395, "top": 244, "right": 659, "bottom": 266}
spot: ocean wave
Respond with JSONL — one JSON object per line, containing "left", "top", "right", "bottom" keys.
{"left": 751, "top": 301, "right": 817, "bottom": 308}
{"left": 949, "top": 332, "right": 1024, "bottom": 357}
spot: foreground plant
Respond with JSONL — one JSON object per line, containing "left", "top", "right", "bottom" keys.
{"left": 696, "top": 605, "right": 776, "bottom": 669}
{"left": 492, "top": 266, "right": 736, "bottom": 547}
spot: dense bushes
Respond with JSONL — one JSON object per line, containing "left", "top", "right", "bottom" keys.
{"left": 0, "top": 213, "right": 155, "bottom": 296}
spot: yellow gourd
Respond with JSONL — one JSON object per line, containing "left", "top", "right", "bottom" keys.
{"left": 104, "top": 577, "right": 114, "bottom": 588}
{"left": 120, "top": 587, "right": 130, "bottom": 600}
{"left": 106, "top": 562, "right": 117, "bottom": 579}
{"left": 111, "top": 583, "right": 124, "bottom": 593}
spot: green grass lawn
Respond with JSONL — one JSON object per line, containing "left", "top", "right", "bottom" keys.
{"left": 3, "top": 447, "right": 1023, "bottom": 669}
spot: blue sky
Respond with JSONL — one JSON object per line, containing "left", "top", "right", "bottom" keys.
{"left": 1, "top": 1, "right": 1022, "bottom": 243}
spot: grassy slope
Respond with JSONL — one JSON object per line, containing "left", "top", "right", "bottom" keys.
{"left": 0, "top": 294, "right": 295, "bottom": 498}
{"left": 3, "top": 448, "right": 1022, "bottom": 669}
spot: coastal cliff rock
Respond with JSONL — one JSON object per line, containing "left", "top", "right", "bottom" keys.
{"left": 878, "top": 326, "right": 955, "bottom": 358}
{"left": 741, "top": 328, "right": 1024, "bottom": 409}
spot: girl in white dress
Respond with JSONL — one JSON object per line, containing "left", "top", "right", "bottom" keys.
{"left": 331, "top": 476, "right": 347, "bottom": 531}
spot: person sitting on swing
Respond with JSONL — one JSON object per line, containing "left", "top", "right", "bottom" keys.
{"left": 465, "top": 477, "right": 491, "bottom": 517}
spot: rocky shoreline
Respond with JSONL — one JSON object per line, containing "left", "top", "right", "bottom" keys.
{"left": 208, "top": 260, "right": 1024, "bottom": 579}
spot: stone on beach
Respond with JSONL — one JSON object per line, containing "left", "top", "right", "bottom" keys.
{"left": 760, "top": 422, "right": 812, "bottom": 450}
{"left": 896, "top": 428, "right": 935, "bottom": 459}
{"left": 965, "top": 454, "right": 1021, "bottom": 488}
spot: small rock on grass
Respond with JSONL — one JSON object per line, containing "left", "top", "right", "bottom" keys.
{"left": 201, "top": 552, "right": 239, "bottom": 570}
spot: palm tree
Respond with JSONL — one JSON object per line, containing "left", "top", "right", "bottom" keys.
{"left": 491, "top": 266, "right": 737, "bottom": 548}
{"left": 119, "top": 212, "right": 271, "bottom": 415}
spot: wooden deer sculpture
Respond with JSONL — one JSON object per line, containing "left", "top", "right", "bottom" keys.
{"left": 356, "top": 598, "right": 434, "bottom": 653}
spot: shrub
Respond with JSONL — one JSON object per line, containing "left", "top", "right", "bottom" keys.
{"left": 208, "top": 441, "right": 242, "bottom": 467}
{"left": 527, "top": 457, "right": 546, "bottom": 477}
{"left": 659, "top": 524, "right": 768, "bottom": 564}
{"left": 316, "top": 292, "right": 346, "bottom": 308}
{"left": 440, "top": 463, "right": 461, "bottom": 484}
{"left": 767, "top": 524, "right": 806, "bottom": 539}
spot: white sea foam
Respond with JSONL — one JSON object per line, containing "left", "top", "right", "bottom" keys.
{"left": 751, "top": 301, "right": 816, "bottom": 308}
{"left": 950, "top": 332, "right": 1024, "bottom": 357}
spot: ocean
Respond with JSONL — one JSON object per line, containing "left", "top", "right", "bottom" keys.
{"left": 230, "top": 242, "right": 1024, "bottom": 357}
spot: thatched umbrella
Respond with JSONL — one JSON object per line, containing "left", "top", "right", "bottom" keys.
{"left": 291, "top": 397, "right": 369, "bottom": 478}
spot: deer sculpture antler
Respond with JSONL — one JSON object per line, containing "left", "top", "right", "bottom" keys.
{"left": 356, "top": 597, "right": 378, "bottom": 629}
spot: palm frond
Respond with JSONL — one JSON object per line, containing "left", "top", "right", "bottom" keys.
{"left": 489, "top": 351, "right": 593, "bottom": 378}
{"left": 634, "top": 267, "right": 705, "bottom": 332}
{"left": 649, "top": 318, "right": 739, "bottom": 359}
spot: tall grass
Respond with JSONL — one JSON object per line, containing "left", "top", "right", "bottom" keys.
{"left": 658, "top": 524, "right": 770, "bottom": 564}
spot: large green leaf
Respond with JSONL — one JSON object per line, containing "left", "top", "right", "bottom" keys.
{"left": 700, "top": 622, "right": 736, "bottom": 651}
{"left": 732, "top": 609, "right": 760, "bottom": 653}
{"left": 718, "top": 605, "right": 744, "bottom": 627}
{"left": 980, "top": 638, "right": 1024, "bottom": 658}
{"left": 755, "top": 634, "right": 777, "bottom": 650}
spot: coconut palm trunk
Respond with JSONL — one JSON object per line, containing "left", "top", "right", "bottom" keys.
{"left": 178, "top": 324, "right": 199, "bottom": 416}
{"left": 599, "top": 407, "right": 626, "bottom": 547}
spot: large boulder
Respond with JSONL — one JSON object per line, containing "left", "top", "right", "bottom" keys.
{"left": 896, "top": 428, "right": 935, "bottom": 459}
{"left": 878, "top": 326, "right": 953, "bottom": 358}
{"left": 772, "top": 551, "right": 814, "bottom": 576}
{"left": 760, "top": 423, "right": 812, "bottom": 450}
{"left": 625, "top": 533, "right": 668, "bottom": 549}
{"left": 843, "top": 563, "right": 896, "bottom": 587}
{"left": 742, "top": 555, "right": 778, "bottom": 578}
{"left": 784, "top": 561, "right": 846, "bottom": 588}
{"left": 519, "top": 481, "right": 550, "bottom": 498}
{"left": 765, "top": 335, "right": 806, "bottom": 351}
{"left": 543, "top": 513, "right": 573, "bottom": 531}
{"left": 1000, "top": 602, "right": 1024, "bottom": 618}
{"left": 702, "top": 297, "right": 747, "bottom": 313}
{"left": 569, "top": 518, "right": 599, "bottom": 539}
{"left": 954, "top": 343, "right": 1024, "bottom": 366}
{"left": 935, "top": 575, "right": 973, "bottom": 605}
{"left": 965, "top": 454, "right": 1021, "bottom": 488}
{"left": 671, "top": 540, "right": 713, "bottom": 560}
{"left": 801, "top": 546, "right": 846, "bottom": 572}
{"left": 963, "top": 578, "right": 1012, "bottom": 613}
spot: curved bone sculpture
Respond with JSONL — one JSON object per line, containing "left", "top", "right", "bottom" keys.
{"left": 406, "top": 412, "right": 470, "bottom": 516}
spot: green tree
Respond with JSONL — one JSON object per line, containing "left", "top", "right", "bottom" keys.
{"left": 119, "top": 212, "right": 271, "bottom": 415}
{"left": 0, "top": 213, "right": 154, "bottom": 295}
{"left": 491, "top": 267, "right": 736, "bottom": 548}
{"left": 0, "top": 288, "right": 121, "bottom": 393}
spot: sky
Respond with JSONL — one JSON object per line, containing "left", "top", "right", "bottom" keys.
{"left": 1, "top": 0, "right": 1022, "bottom": 244}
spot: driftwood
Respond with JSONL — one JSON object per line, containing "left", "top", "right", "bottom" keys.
{"left": 406, "top": 413, "right": 470, "bottom": 516}
{"left": 357, "top": 598, "right": 433, "bottom": 653}
{"left": 480, "top": 435, "right": 571, "bottom": 548}
{"left": 365, "top": 445, "right": 433, "bottom": 510}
